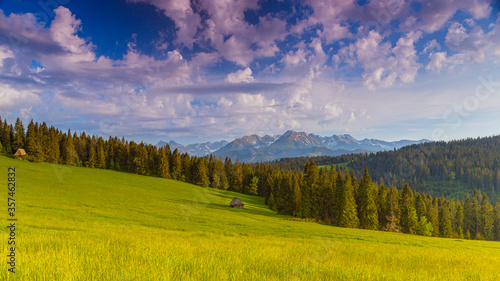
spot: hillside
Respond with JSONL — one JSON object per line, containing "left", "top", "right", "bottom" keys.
{"left": 1, "top": 154, "right": 499, "bottom": 280}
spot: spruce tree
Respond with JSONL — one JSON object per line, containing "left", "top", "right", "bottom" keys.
{"left": 382, "top": 186, "right": 401, "bottom": 232}
{"left": 471, "top": 189, "right": 482, "bottom": 238}
{"left": 96, "top": 139, "right": 106, "bottom": 169}
{"left": 62, "top": 130, "right": 78, "bottom": 166}
{"left": 268, "top": 192, "right": 276, "bottom": 211}
{"left": 86, "top": 138, "right": 97, "bottom": 168}
{"left": 231, "top": 160, "right": 243, "bottom": 192}
{"left": 415, "top": 193, "right": 426, "bottom": 219}
{"left": 400, "top": 184, "right": 418, "bottom": 234}
{"left": 248, "top": 176, "right": 259, "bottom": 195}
{"left": 494, "top": 198, "right": 500, "bottom": 241}
{"left": 13, "top": 118, "right": 24, "bottom": 150}
{"left": 158, "top": 148, "right": 170, "bottom": 179}
{"left": 194, "top": 157, "right": 210, "bottom": 187}
{"left": 170, "top": 149, "right": 182, "bottom": 180}
{"left": 438, "top": 195, "right": 453, "bottom": 238}
{"left": 454, "top": 201, "right": 464, "bottom": 238}
{"left": 2, "top": 120, "right": 11, "bottom": 153}
{"left": 358, "top": 167, "right": 378, "bottom": 230}
{"left": 417, "top": 216, "right": 434, "bottom": 236}
{"left": 377, "top": 185, "right": 389, "bottom": 230}
{"left": 335, "top": 171, "right": 358, "bottom": 228}
{"left": 25, "top": 120, "right": 38, "bottom": 158}
{"left": 133, "top": 144, "right": 148, "bottom": 175}
{"left": 480, "top": 193, "right": 494, "bottom": 240}
{"left": 292, "top": 172, "right": 301, "bottom": 216}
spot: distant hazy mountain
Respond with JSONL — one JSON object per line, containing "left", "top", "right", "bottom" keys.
{"left": 157, "top": 130, "right": 429, "bottom": 162}
{"left": 156, "top": 140, "right": 229, "bottom": 157}
{"left": 213, "top": 130, "right": 429, "bottom": 162}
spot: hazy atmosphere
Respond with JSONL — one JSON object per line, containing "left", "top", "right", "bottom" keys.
{"left": 1, "top": 0, "right": 500, "bottom": 144}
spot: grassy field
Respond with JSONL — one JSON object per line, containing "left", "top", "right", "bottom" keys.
{"left": 1, "top": 154, "right": 499, "bottom": 280}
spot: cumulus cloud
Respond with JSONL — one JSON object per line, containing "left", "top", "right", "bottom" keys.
{"left": 426, "top": 52, "right": 448, "bottom": 73}
{"left": 423, "top": 39, "right": 441, "bottom": 53}
{"left": 335, "top": 30, "right": 421, "bottom": 89}
{"left": 225, "top": 67, "right": 254, "bottom": 83}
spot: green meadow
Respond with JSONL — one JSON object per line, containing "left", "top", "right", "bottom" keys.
{"left": 1, "top": 154, "right": 499, "bottom": 280}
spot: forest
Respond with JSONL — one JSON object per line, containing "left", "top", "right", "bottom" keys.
{"left": 270, "top": 137, "right": 500, "bottom": 202}
{"left": 1, "top": 116, "right": 499, "bottom": 241}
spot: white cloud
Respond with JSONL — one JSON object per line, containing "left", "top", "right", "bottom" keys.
{"left": 423, "top": 39, "right": 441, "bottom": 53}
{"left": 336, "top": 30, "right": 421, "bottom": 89}
{"left": 225, "top": 67, "right": 254, "bottom": 83}
{"left": 321, "top": 103, "right": 343, "bottom": 120}
{"left": 426, "top": 52, "right": 448, "bottom": 73}
{"left": 49, "top": 6, "right": 95, "bottom": 63}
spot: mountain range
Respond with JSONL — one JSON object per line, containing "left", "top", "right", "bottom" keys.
{"left": 156, "top": 131, "right": 429, "bottom": 163}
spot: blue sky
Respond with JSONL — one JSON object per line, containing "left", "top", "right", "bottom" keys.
{"left": 1, "top": 0, "right": 500, "bottom": 144}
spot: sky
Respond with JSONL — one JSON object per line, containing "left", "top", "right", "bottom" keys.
{"left": 1, "top": 0, "right": 500, "bottom": 145}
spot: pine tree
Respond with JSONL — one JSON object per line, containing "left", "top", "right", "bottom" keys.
{"left": 85, "top": 137, "right": 97, "bottom": 168}
{"left": 377, "top": 185, "right": 389, "bottom": 230}
{"left": 382, "top": 186, "right": 401, "bottom": 232}
{"left": 454, "top": 201, "right": 464, "bottom": 238}
{"left": 494, "top": 198, "right": 500, "bottom": 241}
{"left": 96, "top": 139, "right": 106, "bottom": 169}
{"left": 25, "top": 120, "right": 38, "bottom": 157}
{"left": 438, "top": 195, "right": 453, "bottom": 238}
{"left": 415, "top": 193, "right": 426, "bottom": 219}
{"left": 62, "top": 130, "right": 78, "bottom": 166}
{"left": 194, "top": 157, "right": 210, "bottom": 187}
{"left": 292, "top": 172, "right": 301, "bottom": 216}
{"left": 358, "top": 167, "right": 378, "bottom": 230}
{"left": 231, "top": 160, "right": 243, "bottom": 192}
{"left": 471, "top": 189, "right": 482, "bottom": 238}
{"left": 13, "top": 118, "right": 24, "bottom": 150}
{"left": 335, "top": 171, "right": 358, "bottom": 228}
{"left": 480, "top": 193, "right": 494, "bottom": 240}
{"left": 181, "top": 153, "right": 191, "bottom": 182}
{"left": 248, "top": 176, "right": 259, "bottom": 195}
{"left": 417, "top": 216, "right": 434, "bottom": 236}
{"left": 2, "top": 120, "right": 11, "bottom": 153}
{"left": 133, "top": 144, "right": 148, "bottom": 175}
{"left": 400, "top": 184, "right": 418, "bottom": 234}
{"left": 428, "top": 196, "right": 440, "bottom": 237}
{"left": 268, "top": 192, "right": 276, "bottom": 211}
{"left": 46, "top": 128, "right": 60, "bottom": 163}
{"left": 170, "top": 149, "right": 182, "bottom": 180}
{"left": 157, "top": 148, "right": 170, "bottom": 179}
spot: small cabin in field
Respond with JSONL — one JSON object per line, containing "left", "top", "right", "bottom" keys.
{"left": 230, "top": 197, "right": 244, "bottom": 209}
{"left": 14, "top": 149, "right": 27, "bottom": 160}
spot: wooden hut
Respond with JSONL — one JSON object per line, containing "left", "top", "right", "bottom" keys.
{"left": 14, "top": 149, "right": 27, "bottom": 160}
{"left": 230, "top": 197, "right": 244, "bottom": 209}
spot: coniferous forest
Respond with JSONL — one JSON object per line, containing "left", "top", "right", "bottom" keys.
{"left": 270, "top": 137, "right": 500, "bottom": 202}
{"left": 1, "top": 116, "right": 500, "bottom": 241}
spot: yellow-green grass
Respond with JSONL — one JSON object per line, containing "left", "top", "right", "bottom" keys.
{"left": 0, "top": 154, "right": 499, "bottom": 280}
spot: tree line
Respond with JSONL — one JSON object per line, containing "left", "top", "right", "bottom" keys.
{"left": 1, "top": 116, "right": 499, "bottom": 241}
{"left": 269, "top": 136, "right": 500, "bottom": 202}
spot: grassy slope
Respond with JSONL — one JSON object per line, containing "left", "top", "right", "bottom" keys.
{"left": 0, "top": 154, "right": 499, "bottom": 280}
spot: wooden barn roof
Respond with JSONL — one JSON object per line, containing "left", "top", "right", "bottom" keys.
{"left": 230, "top": 197, "right": 243, "bottom": 205}
{"left": 14, "top": 149, "right": 26, "bottom": 156}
